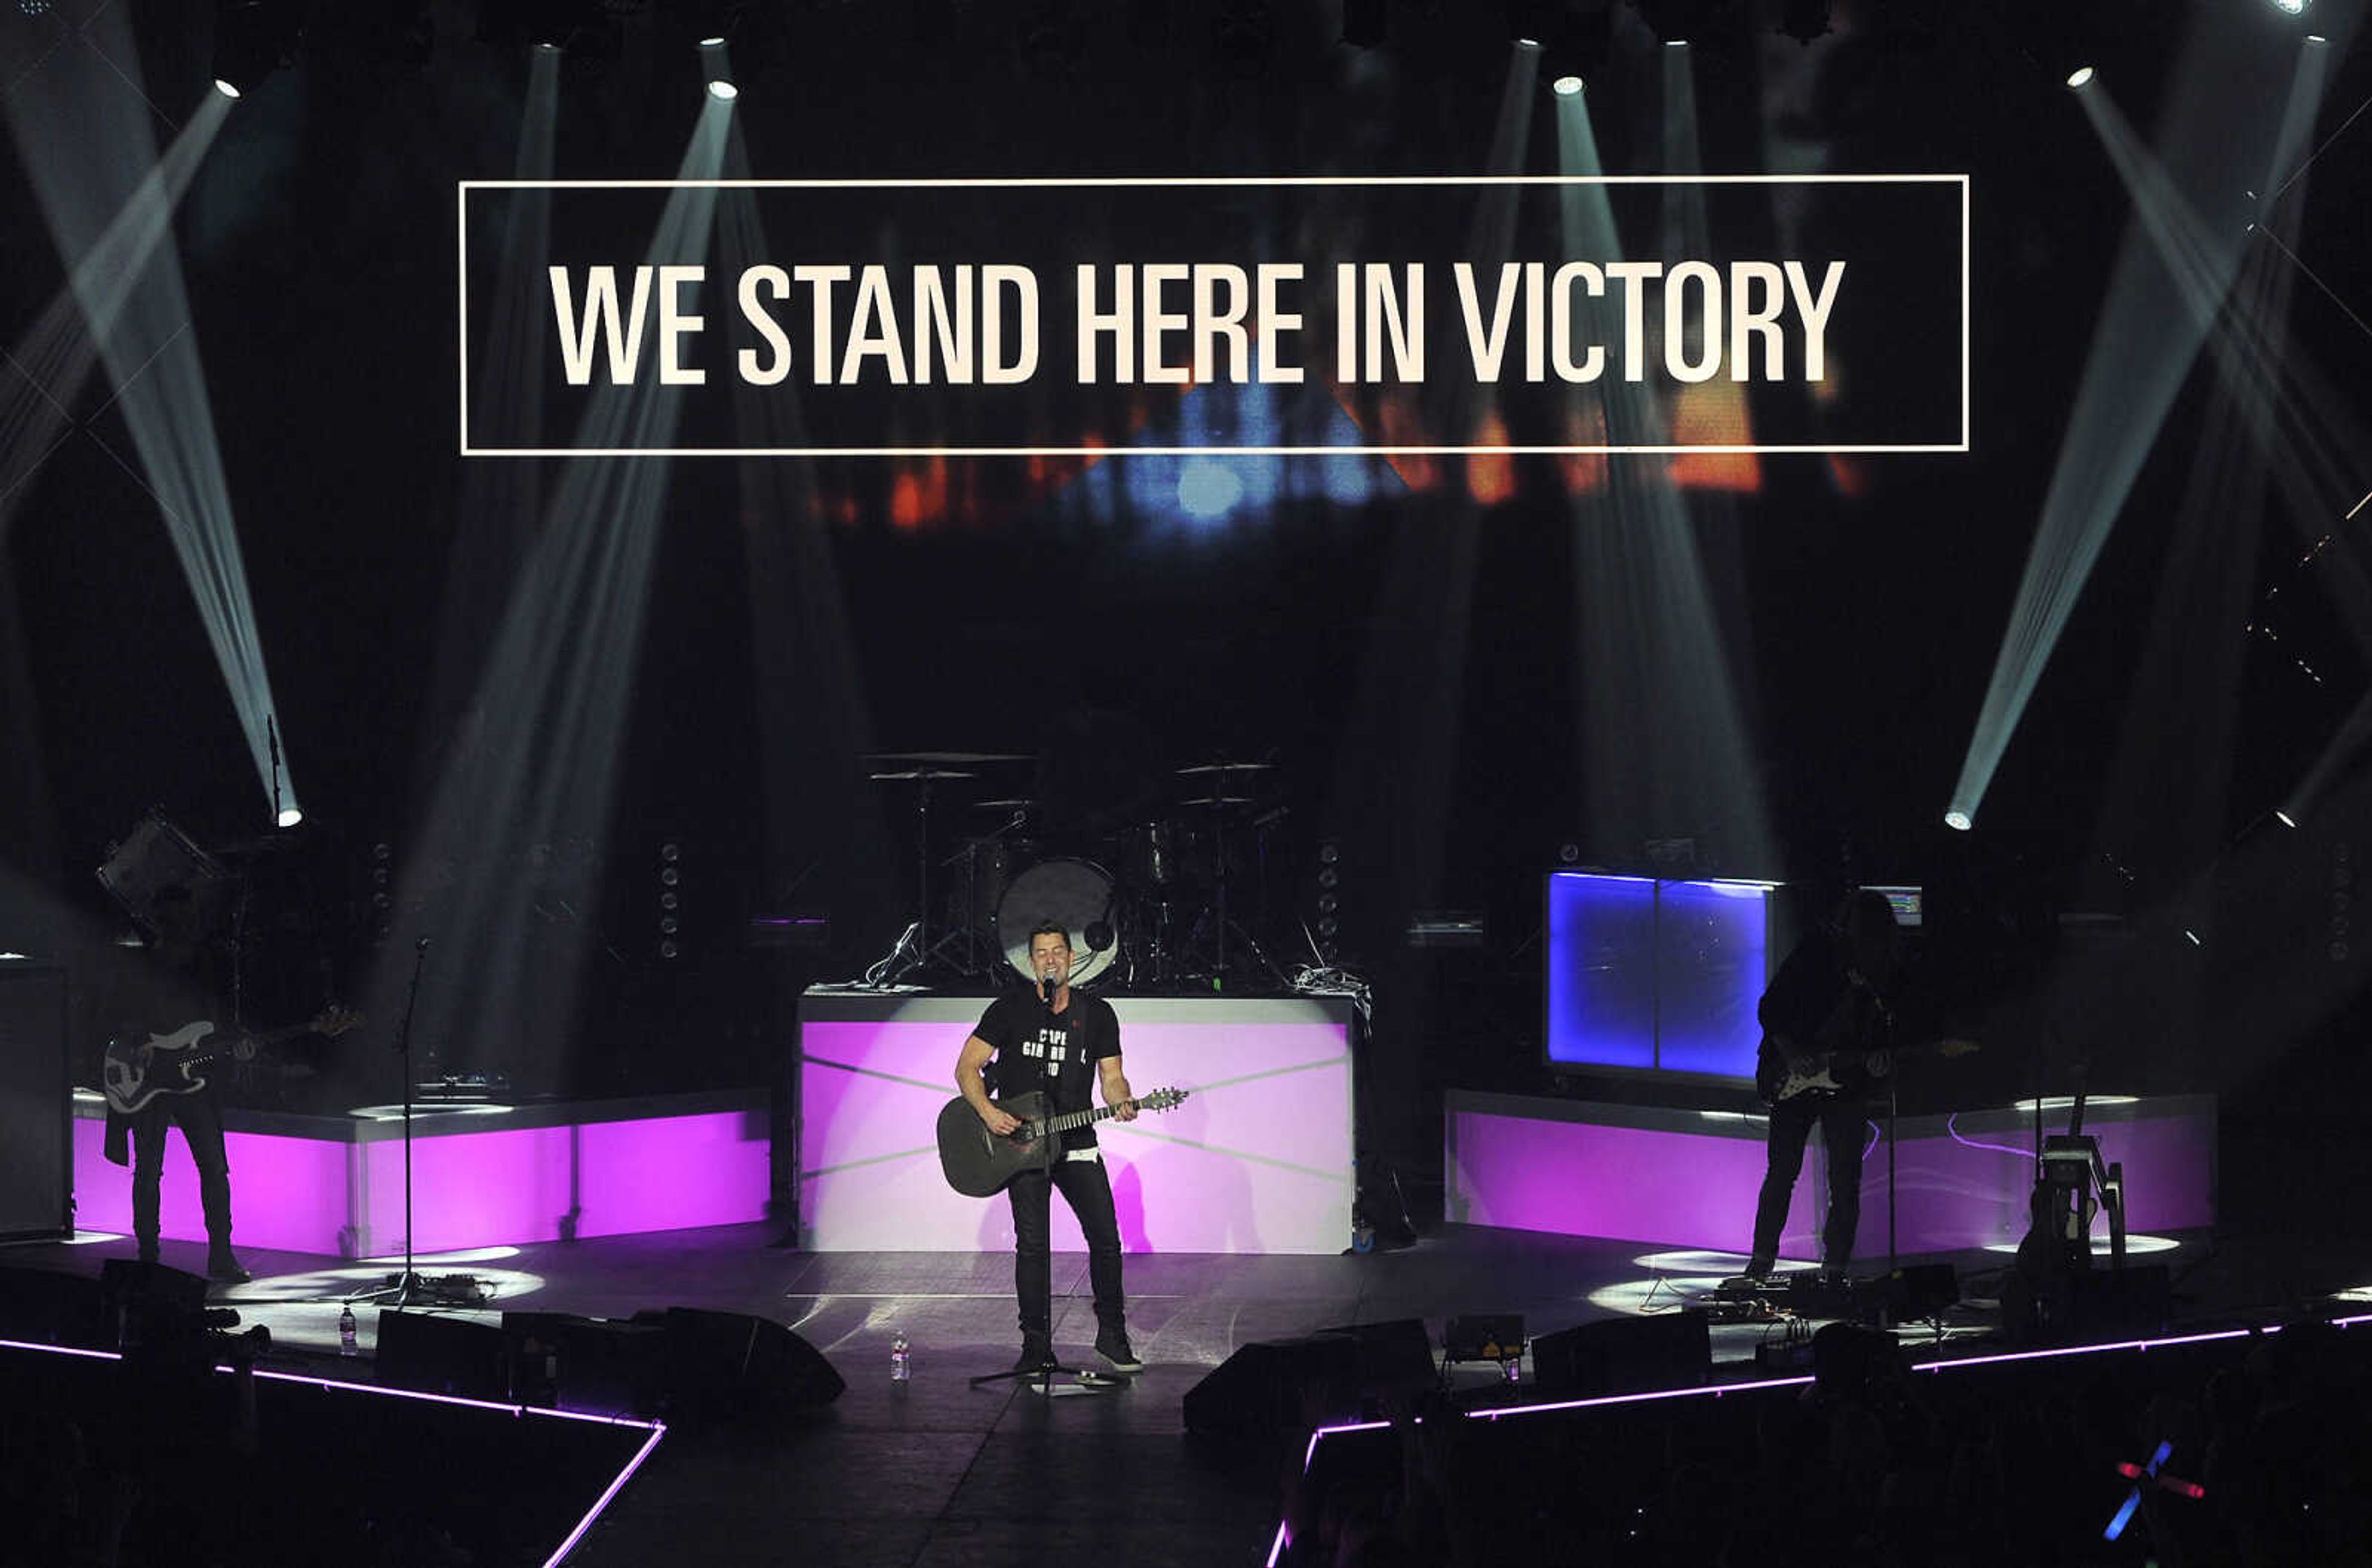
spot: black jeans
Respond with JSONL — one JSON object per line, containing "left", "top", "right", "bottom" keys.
{"left": 1750, "top": 1094, "right": 1868, "bottom": 1270}
{"left": 130, "top": 1091, "right": 234, "bottom": 1253}
{"left": 1007, "top": 1153, "right": 1125, "bottom": 1339}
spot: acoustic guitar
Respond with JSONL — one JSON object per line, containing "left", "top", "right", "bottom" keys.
{"left": 935, "top": 1086, "right": 1188, "bottom": 1197}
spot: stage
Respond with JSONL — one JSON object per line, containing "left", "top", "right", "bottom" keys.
{"left": 69, "top": 1088, "right": 773, "bottom": 1256}
{"left": 5, "top": 1214, "right": 2368, "bottom": 1568}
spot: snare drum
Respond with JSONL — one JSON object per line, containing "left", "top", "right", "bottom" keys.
{"left": 995, "top": 857, "right": 1122, "bottom": 987}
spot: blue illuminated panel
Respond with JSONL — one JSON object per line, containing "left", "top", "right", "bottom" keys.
{"left": 1654, "top": 879, "right": 1772, "bottom": 1078}
{"left": 1546, "top": 873, "right": 1658, "bottom": 1068}
{"left": 1544, "top": 872, "right": 1774, "bottom": 1078}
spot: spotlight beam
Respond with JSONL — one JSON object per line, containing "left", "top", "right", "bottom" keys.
{"left": 713, "top": 111, "right": 898, "bottom": 928}
{"left": 5, "top": 16, "right": 295, "bottom": 824}
{"left": 1946, "top": 15, "right": 2307, "bottom": 828}
{"left": 1555, "top": 85, "right": 1774, "bottom": 873}
{"left": 376, "top": 99, "right": 736, "bottom": 1091}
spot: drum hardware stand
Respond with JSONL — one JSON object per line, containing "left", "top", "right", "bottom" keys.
{"left": 865, "top": 767, "right": 975, "bottom": 986}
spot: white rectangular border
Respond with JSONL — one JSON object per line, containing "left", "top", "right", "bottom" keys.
{"left": 458, "top": 174, "right": 1972, "bottom": 458}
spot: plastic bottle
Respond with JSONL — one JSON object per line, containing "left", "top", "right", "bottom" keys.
{"left": 339, "top": 1304, "right": 358, "bottom": 1357}
{"left": 891, "top": 1330, "right": 911, "bottom": 1383}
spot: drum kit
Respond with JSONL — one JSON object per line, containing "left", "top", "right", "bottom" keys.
{"left": 866, "top": 750, "right": 1281, "bottom": 990}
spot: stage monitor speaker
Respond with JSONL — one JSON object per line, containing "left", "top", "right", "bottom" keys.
{"left": 1313, "top": 1317, "right": 1437, "bottom": 1393}
{"left": 2004, "top": 1262, "right": 2171, "bottom": 1345}
{"left": 1884, "top": 1263, "right": 1962, "bottom": 1322}
{"left": 0, "top": 962, "right": 70, "bottom": 1241}
{"left": 500, "top": 1311, "right": 668, "bottom": 1416}
{"left": 1184, "top": 1333, "right": 1364, "bottom": 1440}
{"left": 1184, "top": 1320, "right": 1434, "bottom": 1440}
{"left": 0, "top": 1264, "right": 106, "bottom": 1349}
{"left": 98, "top": 1259, "right": 217, "bottom": 1360}
{"left": 1531, "top": 1309, "right": 1711, "bottom": 1398}
{"left": 377, "top": 1307, "right": 509, "bottom": 1401}
{"left": 634, "top": 1307, "right": 844, "bottom": 1422}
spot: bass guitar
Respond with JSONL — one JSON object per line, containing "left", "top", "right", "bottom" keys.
{"left": 102, "top": 1007, "right": 364, "bottom": 1114}
{"left": 935, "top": 1086, "right": 1188, "bottom": 1197}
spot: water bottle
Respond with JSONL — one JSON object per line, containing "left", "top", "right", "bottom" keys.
{"left": 339, "top": 1304, "right": 358, "bottom": 1357}
{"left": 891, "top": 1330, "right": 911, "bottom": 1383}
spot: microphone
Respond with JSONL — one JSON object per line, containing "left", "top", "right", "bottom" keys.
{"left": 1040, "top": 970, "right": 1058, "bottom": 1007}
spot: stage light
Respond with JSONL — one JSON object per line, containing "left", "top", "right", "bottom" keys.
{"left": 1945, "top": 810, "right": 1972, "bottom": 832}
{"left": 2269, "top": 0, "right": 2308, "bottom": 14}
{"left": 212, "top": 0, "right": 301, "bottom": 99}
{"left": 2276, "top": 808, "right": 2298, "bottom": 827}
{"left": 2067, "top": 65, "right": 2095, "bottom": 88}
{"left": 1635, "top": 0, "right": 1710, "bottom": 45}
{"left": 1552, "top": 73, "right": 1582, "bottom": 95}
{"left": 276, "top": 807, "right": 303, "bottom": 828}
{"left": 698, "top": 35, "right": 725, "bottom": 47}
{"left": 707, "top": 78, "right": 738, "bottom": 100}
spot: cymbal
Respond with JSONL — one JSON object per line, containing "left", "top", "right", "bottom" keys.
{"left": 1180, "top": 795, "right": 1255, "bottom": 807}
{"left": 868, "top": 768, "right": 977, "bottom": 781}
{"left": 974, "top": 797, "right": 1038, "bottom": 810}
{"left": 1177, "top": 760, "right": 1273, "bottom": 775}
{"left": 870, "top": 750, "right": 1030, "bottom": 765}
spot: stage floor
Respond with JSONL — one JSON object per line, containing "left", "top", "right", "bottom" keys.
{"left": 7, "top": 1219, "right": 2370, "bottom": 1567}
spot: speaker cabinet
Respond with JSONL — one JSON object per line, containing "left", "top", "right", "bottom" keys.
{"left": 633, "top": 1307, "right": 844, "bottom": 1422}
{"left": 1184, "top": 1335, "right": 1363, "bottom": 1440}
{"left": 1185, "top": 1320, "right": 1436, "bottom": 1439}
{"left": 377, "top": 1307, "right": 510, "bottom": 1401}
{"left": 1531, "top": 1309, "right": 1711, "bottom": 1398}
{"left": 0, "top": 1264, "right": 105, "bottom": 1349}
{"left": 0, "top": 962, "right": 70, "bottom": 1241}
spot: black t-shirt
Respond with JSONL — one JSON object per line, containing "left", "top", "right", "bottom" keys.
{"left": 972, "top": 991, "right": 1122, "bottom": 1151}
{"left": 1759, "top": 928, "right": 1890, "bottom": 1075}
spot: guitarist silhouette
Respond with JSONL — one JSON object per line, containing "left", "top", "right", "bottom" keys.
{"left": 99, "top": 883, "right": 347, "bottom": 1284}
{"left": 1742, "top": 890, "right": 1901, "bottom": 1284}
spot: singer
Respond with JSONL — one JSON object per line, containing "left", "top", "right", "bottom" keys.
{"left": 954, "top": 920, "right": 1143, "bottom": 1375}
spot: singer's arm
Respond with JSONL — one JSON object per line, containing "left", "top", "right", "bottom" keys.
{"left": 1100, "top": 1054, "right": 1137, "bottom": 1121}
{"left": 957, "top": 1034, "right": 1020, "bottom": 1134}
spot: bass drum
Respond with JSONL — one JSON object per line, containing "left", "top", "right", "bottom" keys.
{"left": 996, "top": 857, "right": 1121, "bottom": 987}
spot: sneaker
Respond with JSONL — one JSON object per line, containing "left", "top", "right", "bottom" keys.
{"left": 1015, "top": 1333, "right": 1056, "bottom": 1373}
{"left": 1095, "top": 1325, "right": 1143, "bottom": 1373}
{"left": 206, "top": 1249, "right": 251, "bottom": 1285}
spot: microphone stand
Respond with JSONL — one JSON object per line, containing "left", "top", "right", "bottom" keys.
{"left": 355, "top": 938, "right": 474, "bottom": 1309}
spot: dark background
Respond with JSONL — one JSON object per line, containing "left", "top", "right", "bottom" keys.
{"left": 5, "top": 0, "right": 2370, "bottom": 1231}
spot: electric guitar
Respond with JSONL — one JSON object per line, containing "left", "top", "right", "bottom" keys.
{"left": 1756, "top": 1033, "right": 1980, "bottom": 1105}
{"left": 935, "top": 1086, "right": 1189, "bottom": 1197}
{"left": 102, "top": 1007, "right": 364, "bottom": 1114}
